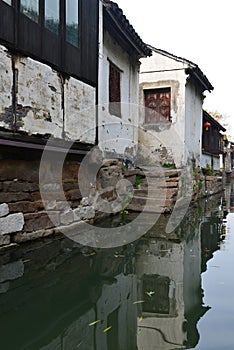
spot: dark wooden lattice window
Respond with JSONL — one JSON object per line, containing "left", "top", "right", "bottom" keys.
{"left": 109, "top": 60, "right": 121, "bottom": 117}
{"left": 144, "top": 88, "right": 171, "bottom": 124}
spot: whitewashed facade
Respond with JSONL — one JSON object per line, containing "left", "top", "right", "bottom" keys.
{"left": 139, "top": 47, "right": 213, "bottom": 168}
{"left": 98, "top": 1, "right": 151, "bottom": 159}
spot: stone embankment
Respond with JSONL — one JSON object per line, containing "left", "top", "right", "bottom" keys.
{"left": 0, "top": 156, "right": 225, "bottom": 249}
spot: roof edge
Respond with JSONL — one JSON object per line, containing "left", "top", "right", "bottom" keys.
{"left": 148, "top": 44, "right": 214, "bottom": 92}
{"left": 102, "top": 0, "right": 152, "bottom": 57}
{"left": 203, "top": 110, "right": 226, "bottom": 132}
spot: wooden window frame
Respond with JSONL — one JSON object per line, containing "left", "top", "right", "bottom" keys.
{"left": 0, "top": 0, "right": 98, "bottom": 86}
{"left": 108, "top": 59, "right": 122, "bottom": 118}
{"left": 144, "top": 87, "right": 171, "bottom": 124}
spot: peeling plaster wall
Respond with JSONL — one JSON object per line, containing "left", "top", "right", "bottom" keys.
{"left": 0, "top": 45, "right": 96, "bottom": 144}
{"left": 185, "top": 80, "right": 203, "bottom": 166}
{"left": 139, "top": 51, "right": 203, "bottom": 168}
{"left": 16, "top": 56, "right": 63, "bottom": 138}
{"left": 0, "top": 46, "right": 13, "bottom": 130}
{"left": 64, "top": 77, "right": 96, "bottom": 143}
{"left": 98, "top": 29, "right": 139, "bottom": 157}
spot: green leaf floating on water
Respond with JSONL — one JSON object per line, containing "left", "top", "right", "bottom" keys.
{"left": 103, "top": 326, "right": 112, "bottom": 332}
{"left": 89, "top": 320, "right": 101, "bottom": 326}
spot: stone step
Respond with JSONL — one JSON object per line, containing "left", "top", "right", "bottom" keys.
{"left": 139, "top": 168, "right": 181, "bottom": 178}
{"left": 128, "top": 196, "right": 173, "bottom": 207}
{"left": 133, "top": 189, "right": 177, "bottom": 199}
{"left": 127, "top": 202, "right": 170, "bottom": 213}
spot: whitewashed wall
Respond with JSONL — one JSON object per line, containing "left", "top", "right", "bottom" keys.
{"left": 139, "top": 50, "right": 204, "bottom": 168}
{"left": 98, "top": 14, "right": 139, "bottom": 157}
{"left": 201, "top": 153, "right": 221, "bottom": 171}
{"left": 0, "top": 45, "right": 96, "bottom": 144}
{"left": 185, "top": 80, "right": 203, "bottom": 166}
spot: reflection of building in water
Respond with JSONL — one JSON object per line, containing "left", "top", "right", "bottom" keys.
{"left": 0, "top": 196, "right": 226, "bottom": 350}
{"left": 0, "top": 238, "right": 137, "bottom": 350}
{"left": 136, "top": 238, "right": 186, "bottom": 349}
{"left": 136, "top": 213, "right": 211, "bottom": 349}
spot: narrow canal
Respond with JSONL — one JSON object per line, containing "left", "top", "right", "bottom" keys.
{"left": 0, "top": 181, "right": 233, "bottom": 350}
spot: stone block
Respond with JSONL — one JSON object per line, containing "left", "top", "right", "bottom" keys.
{"left": 73, "top": 206, "right": 95, "bottom": 220}
{"left": 3, "top": 181, "right": 39, "bottom": 192}
{"left": 65, "top": 189, "right": 82, "bottom": 201}
{"left": 23, "top": 212, "right": 60, "bottom": 232}
{"left": 13, "top": 228, "right": 54, "bottom": 243}
{"left": 0, "top": 192, "right": 31, "bottom": 203}
{"left": 0, "top": 260, "right": 24, "bottom": 283}
{"left": 0, "top": 213, "right": 24, "bottom": 235}
{"left": 0, "top": 203, "right": 9, "bottom": 217}
{"left": 0, "top": 235, "right": 10, "bottom": 246}
{"left": 9, "top": 200, "right": 44, "bottom": 213}
{"left": 60, "top": 211, "right": 74, "bottom": 225}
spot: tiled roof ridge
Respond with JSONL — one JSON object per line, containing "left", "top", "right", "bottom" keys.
{"left": 102, "top": 0, "right": 152, "bottom": 57}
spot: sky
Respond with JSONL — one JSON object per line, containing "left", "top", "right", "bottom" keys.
{"left": 115, "top": 0, "right": 234, "bottom": 137}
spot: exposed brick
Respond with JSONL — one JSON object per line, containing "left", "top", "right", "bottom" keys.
{"left": 8, "top": 200, "right": 44, "bottom": 213}
{"left": 100, "top": 189, "right": 116, "bottom": 201}
{"left": 0, "top": 192, "right": 31, "bottom": 203}
{"left": 65, "top": 189, "right": 82, "bottom": 201}
{"left": 62, "top": 163, "right": 80, "bottom": 182}
{"left": 30, "top": 192, "right": 42, "bottom": 201}
{"left": 23, "top": 211, "right": 60, "bottom": 232}
{"left": 0, "top": 160, "right": 39, "bottom": 182}
{"left": 63, "top": 182, "right": 79, "bottom": 191}
{"left": 3, "top": 181, "right": 39, "bottom": 192}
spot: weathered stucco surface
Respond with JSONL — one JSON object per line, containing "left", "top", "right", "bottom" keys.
{"left": 139, "top": 50, "right": 204, "bottom": 167}
{"left": 0, "top": 46, "right": 13, "bottom": 129}
{"left": 0, "top": 45, "right": 96, "bottom": 143}
{"left": 16, "top": 57, "right": 63, "bottom": 138}
{"left": 64, "top": 77, "right": 96, "bottom": 143}
{"left": 98, "top": 26, "right": 139, "bottom": 157}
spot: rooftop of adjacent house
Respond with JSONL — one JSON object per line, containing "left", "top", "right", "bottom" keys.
{"left": 203, "top": 110, "right": 226, "bottom": 132}
{"left": 102, "top": 0, "right": 152, "bottom": 57}
{"left": 147, "top": 45, "right": 214, "bottom": 92}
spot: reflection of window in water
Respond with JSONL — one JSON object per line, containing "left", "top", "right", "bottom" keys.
{"left": 45, "top": 0, "right": 60, "bottom": 34}
{"left": 142, "top": 275, "right": 176, "bottom": 315}
{"left": 21, "top": 0, "right": 39, "bottom": 22}
{"left": 107, "top": 307, "right": 119, "bottom": 349}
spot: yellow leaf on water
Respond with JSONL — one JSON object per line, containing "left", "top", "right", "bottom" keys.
{"left": 103, "top": 326, "right": 112, "bottom": 333}
{"left": 89, "top": 320, "right": 101, "bottom": 326}
{"left": 23, "top": 259, "right": 31, "bottom": 263}
{"left": 84, "top": 252, "right": 96, "bottom": 257}
{"left": 133, "top": 300, "right": 145, "bottom": 304}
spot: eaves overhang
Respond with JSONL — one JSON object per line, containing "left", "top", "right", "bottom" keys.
{"left": 102, "top": 0, "right": 152, "bottom": 57}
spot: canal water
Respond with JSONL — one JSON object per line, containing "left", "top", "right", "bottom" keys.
{"left": 0, "top": 181, "right": 234, "bottom": 350}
